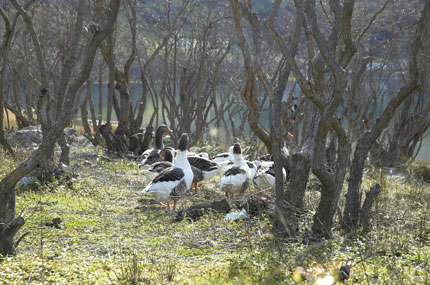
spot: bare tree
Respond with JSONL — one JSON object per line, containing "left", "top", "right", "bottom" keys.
{"left": 371, "top": 29, "right": 430, "bottom": 166}
{"left": 229, "top": 0, "right": 273, "bottom": 151}
{"left": 262, "top": 0, "right": 429, "bottom": 239}
{"left": 0, "top": 3, "right": 37, "bottom": 156}
{"left": 0, "top": 0, "right": 120, "bottom": 256}
{"left": 343, "top": 1, "right": 430, "bottom": 231}
{"left": 95, "top": 0, "right": 192, "bottom": 154}
{"left": 156, "top": 0, "right": 233, "bottom": 146}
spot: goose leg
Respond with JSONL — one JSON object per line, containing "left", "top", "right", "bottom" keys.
{"left": 166, "top": 201, "right": 171, "bottom": 211}
{"left": 194, "top": 182, "right": 198, "bottom": 193}
{"left": 173, "top": 200, "right": 177, "bottom": 211}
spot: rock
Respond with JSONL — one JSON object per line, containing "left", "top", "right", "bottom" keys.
{"left": 338, "top": 264, "right": 350, "bottom": 282}
{"left": 37, "top": 201, "right": 58, "bottom": 206}
{"left": 16, "top": 176, "right": 42, "bottom": 191}
{"left": 235, "top": 196, "right": 270, "bottom": 217}
{"left": 7, "top": 125, "right": 93, "bottom": 149}
{"left": 81, "top": 152, "right": 99, "bottom": 160}
{"left": 8, "top": 126, "right": 42, "bottom": 148}
{"left": 44, "top": 217, "right": 63, "bottom": 229}
{"left": 64, "top": 127, "right": 93, "bottom": 148}
{"left": 175, "top": 198, "right": 232, "bottom": 222}
{"left": 200, "top": 239, "right": 216, "bottom": 247}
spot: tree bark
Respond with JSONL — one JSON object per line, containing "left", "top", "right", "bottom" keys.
{"left": 360, "top": 184, "right": 381, "bottom": 231}
{"left": 284, "top": 106, "right": 319, "bottom": 235}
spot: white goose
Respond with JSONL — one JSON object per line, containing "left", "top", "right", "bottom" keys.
{"left": 141, "top": 149, "right": 174, "bottom": 181}
{"left": 139, "top": 125, "right": 172, "bottom": 169}
{"left": 219, "top": 144, "right": 251, "bottom": 196}
{"left": 143, "top": 133, "right": 194, "bottom": 211}
{"left": 187, "top": 155, "right": 223, "bottom": 192}
{"left": 246, "top": 160, "right": 260, "bottom": 180}
{"left": 212, "top": 146, "right": 234, "bottom": 164}
{"left": 253, "top": 161, "right": 286, "bottom": 192}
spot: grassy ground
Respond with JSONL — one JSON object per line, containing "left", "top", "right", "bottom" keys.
{"left": 0, "top": 144, "right": 429, "bottom": 284}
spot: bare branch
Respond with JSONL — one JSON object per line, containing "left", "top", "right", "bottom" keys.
{"left": 10, "top": 0, "right": 48, "bottom": 89}
{"left": 356, "top": 0, "right": 390, "bottom": 44}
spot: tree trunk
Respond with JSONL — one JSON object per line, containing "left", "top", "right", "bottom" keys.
{"left": 106, "top": 32, "right": 115, "bottom": 125}
{"left": 0, "top": 13, "right": 15, "bottom": 156}
{"left": 283, "top": 108, "right": 318, "bottom": 236}
{"left": 5, "top": 103, "right": 30, "bottom": 129}
{"left": 88, "top": 89, "right": 101, "bottom": 144}
{"left": 360, "top": 184, "right": 381, "bottom": 231}
{"left": 98, "top": 62, "right": 104, "bottom": 126}
{"left": 311, "top": 119, "right": 350, "bottom": 239}
{"left": 81, "top": 82, "right": 98, "bottom": 145}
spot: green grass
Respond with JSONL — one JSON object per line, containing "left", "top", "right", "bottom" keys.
{"left": 0, "top": 146, "right": 429, "bottom": 284}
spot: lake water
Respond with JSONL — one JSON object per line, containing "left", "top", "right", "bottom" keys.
{"left": 78, "top": 83, "right": 430, "bottom": 163}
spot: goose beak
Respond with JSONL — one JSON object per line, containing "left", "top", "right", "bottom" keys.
{"left": 287, "top": 132, "right": 294, "bottom": 138}
{"left": 158, "top": 155, "right": 163, "bottom": 162}
{"left": 167, "top": 128, "right": 173, "bottom": 133}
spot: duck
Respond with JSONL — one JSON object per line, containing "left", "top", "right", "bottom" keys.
{"left": 187, "top": 155, "right": 223, "bottom": 192}
{"left": 143, "top": 133, "right": 193, "bottom": 211}
{"left": 139, "top": 125, "right": 172, "bottom": 169}
{"left": 218, "top": 143, "right": 251, "bottom": 196}
{"left": 141, "top": 149, "right": 174, "bottom": 181}
{"left": 253, "top": 161, "right": 286, "bottom": 193}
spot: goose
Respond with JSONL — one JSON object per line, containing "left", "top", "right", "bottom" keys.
{"left": 219, "top": 143, "right": 251, "bottom": 196}
{"left": 246, "top": 160, "right": 260, "bottom": 180}
{"left": 187, "top": 156, "right": 223, "bottom": 192}
{"left": 281, "top": 140, "right": 290, "bottom": 157}
{"left": 212, "top": 146, "right": 234, "bottom": 164}
{"left": 253, "top": 161, "right": 286, "bottom": 193}
{"left": 143, "top": 133, "right": 193, "bottom": 211}
{"left": 141, "top": 149, "right": 174, "bottom": 181}
{"left": 258, "top": 141, "right": 291, "bottom": 161}
{"left": 198, "top": 152, "right": 210, "bottom": 159}
{"left": 187, "top": 151, "right": 210, "bottom": 160}
{"left": 139, "top": 125, "right": 172, "bottom": 170}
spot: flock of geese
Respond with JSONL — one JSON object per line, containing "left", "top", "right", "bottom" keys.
{"left": 140, "top": 125, "right": 288, "bottom": 210}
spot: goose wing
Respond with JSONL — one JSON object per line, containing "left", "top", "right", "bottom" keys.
{"left": 187, "top": 156, "right": 218, "bottom": 172}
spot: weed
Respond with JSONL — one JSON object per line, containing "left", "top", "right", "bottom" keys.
{"left": 116, "top": 252, "right": 151, "bottom": 284}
